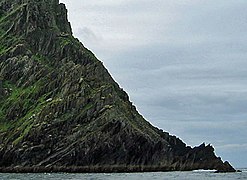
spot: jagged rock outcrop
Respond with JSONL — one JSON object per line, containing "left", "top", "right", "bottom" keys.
{"left": 0, "top": 0, "right": 236, "bottom": 173}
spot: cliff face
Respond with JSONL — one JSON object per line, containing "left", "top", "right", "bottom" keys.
{"left": 0, "top": 0, "right": 235, "bottom": 173}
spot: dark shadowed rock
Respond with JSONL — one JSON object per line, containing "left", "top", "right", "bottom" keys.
{"left": 0, "top": 0, "right": 236, "bottom": 173}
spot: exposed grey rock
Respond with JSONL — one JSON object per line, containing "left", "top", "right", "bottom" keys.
{"left": 0, "top": 0, "right": 236, "bottom": 173}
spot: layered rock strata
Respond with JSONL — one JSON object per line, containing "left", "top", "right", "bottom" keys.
{"left": 0, "top": 0, "right": 235, "bottom": 173}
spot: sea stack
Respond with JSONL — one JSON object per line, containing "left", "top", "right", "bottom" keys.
{"left": 0, "top": 0, "right": 236, "bottom": 173}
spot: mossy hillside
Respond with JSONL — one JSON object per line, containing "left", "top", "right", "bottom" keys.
{"left": 0, "top": 80, "right": 45, "bottom": 137}
{"left": 0, "top": 7, "right": 25, "bottom": 56}
{"left": 0, "top": 26, "right": 24, "bottom": 56}
{"left": 0, "top": 0, "right": 180, "bottom": 152}
{"left": 0, "top": 0, "right": 236, "bottom": 173}
{"left": 0, "top": 57, "right": 120, "bottom": 146}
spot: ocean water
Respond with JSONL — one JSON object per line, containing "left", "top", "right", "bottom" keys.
{"left": 0, "top": 169, "right": 246, "bottom": 180}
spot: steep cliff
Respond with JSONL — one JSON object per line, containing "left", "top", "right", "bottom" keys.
{"left": 0, "top": 0, "right": 235, "bottom": 173}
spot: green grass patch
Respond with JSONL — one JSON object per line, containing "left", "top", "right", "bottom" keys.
{"left": 0, "top": 79, "right": 47, "bottom": 128}
{"left": 2, "top": 91, "right": 53, "bottom": 144}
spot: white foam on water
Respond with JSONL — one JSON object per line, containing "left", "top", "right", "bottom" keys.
{"left": 192, "top": 169, "right": 217, "bottom": 172}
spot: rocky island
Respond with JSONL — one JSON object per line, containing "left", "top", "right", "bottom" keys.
{"left": 0, "top": 0, "right": 236, "bottom": 173}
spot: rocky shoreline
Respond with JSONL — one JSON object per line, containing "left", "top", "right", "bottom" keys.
{"left": 0, "top": 165, "right": 236, "bottom": 173}
{"left": 0, "top": 0, "right": 236, "bottom": 173}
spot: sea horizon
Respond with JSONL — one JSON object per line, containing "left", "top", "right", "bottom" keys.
{"left": 0, "top": 168, "right": 246, "bottom": 180}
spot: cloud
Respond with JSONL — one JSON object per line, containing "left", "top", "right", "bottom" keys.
{"left": 60, "top": 0, "right": 247, "bottom": 167}
{"left": 217, "top": 144, "right": 247, "bottom": 151}
{"left": 75, "top": 27, "right": 102, "bottom": 43}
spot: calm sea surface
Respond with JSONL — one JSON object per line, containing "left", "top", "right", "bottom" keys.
{"left": 0, "top": 169, "right": 246, "bottom": 180}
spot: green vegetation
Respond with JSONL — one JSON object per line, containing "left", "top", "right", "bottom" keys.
{"left": 59, "top": 36, "right": 72, "bottom": 47}
{"left": 32, "top": 53, "right": 53, "bottom": 69}
{"left": 0, "top": 81, "right": 44, "bottom": 131}
{"left": 0, "top": 32, "right": 24, "bottom": 56}
{"left": 0, "top": 3, "right": 27, "bottom": 23}
{"left": 0, "top": 0, "right": 107, "bottom": 148}
{"left": 0, "top": 79, "right": 48, "bottom": 143}
{"left": 0, "top": 0, "right": 237, "bottom": 173}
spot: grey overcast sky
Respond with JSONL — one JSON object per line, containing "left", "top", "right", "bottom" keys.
{"left": 60, "top": 0, "right": 247, "bottom": 168}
